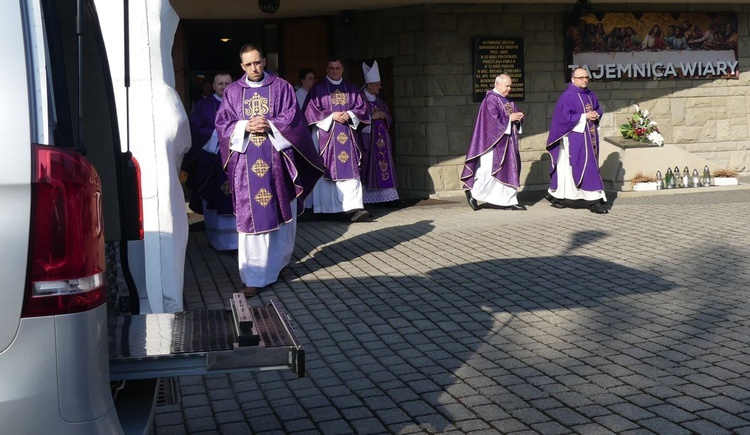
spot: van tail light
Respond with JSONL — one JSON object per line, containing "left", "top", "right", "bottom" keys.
{"left": 23, "top": 145, "right": 106, "bottom": 318}
{"left": 121, "top": 152, "right": 143, "bottom": 240}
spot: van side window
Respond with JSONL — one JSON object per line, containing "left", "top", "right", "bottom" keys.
{"left": 21, "top": 0, "right": 71, "bottom": 148}
{"left": 40, "top": 0, "right": 74, "bottom": 150}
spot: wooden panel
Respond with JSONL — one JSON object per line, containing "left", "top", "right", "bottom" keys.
{"left": 280, "top": 18, "right": 329, "bottom": 87}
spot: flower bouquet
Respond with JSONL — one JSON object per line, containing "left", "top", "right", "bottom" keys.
{"left": 619, "top": 104, "right": 664, "bottom": 146}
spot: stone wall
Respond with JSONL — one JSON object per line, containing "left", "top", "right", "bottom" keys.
{"left": 335, "top": 4, "right": 750, "bottom": 198}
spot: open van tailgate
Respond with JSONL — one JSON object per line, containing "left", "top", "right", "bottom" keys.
{"left": 108, "top": 297, "right": 304, "bottom": 380}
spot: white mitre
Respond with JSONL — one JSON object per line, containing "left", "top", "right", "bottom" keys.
{"left": 362, "top": 60, "right": 381, "bottom": 84}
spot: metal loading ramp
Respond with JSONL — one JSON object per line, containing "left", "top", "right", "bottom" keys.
{"left": 108, "top": 297, "right": 304, "bottom": 380}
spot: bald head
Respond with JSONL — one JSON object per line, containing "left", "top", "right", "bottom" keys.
{"left": 494, "top": 74, "right": 513, "bottom": 97}
{"left": 495, "top": 74, "right": 511, "bottom": 87}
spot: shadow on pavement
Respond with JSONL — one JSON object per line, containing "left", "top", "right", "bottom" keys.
{"left": 178, "top": 204, "right": 750, "bottom": 433}
{"left": 294, "top": 219, "right": 435, "bottom": 277}
{"left": 260, "top": 245, "right": 677, "bottom": 432}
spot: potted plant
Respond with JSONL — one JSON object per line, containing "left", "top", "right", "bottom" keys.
{"left": 631, "top": 171, "right": 658, "bottom": 191}
{"left": 712, "top": 168, "right": 739, "bottom": 186}
{"left": 619, "top": 104, "right": 664, "bottom": 146}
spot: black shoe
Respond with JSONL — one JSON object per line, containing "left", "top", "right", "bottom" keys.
{"left": 590, "top": 203, "right": 609, "bottom": 214}
{"left": 350, "top": 209, "right": 371, "bottom": 222}
{"left": 546, "top": 193, "right": 565, "bottom": 208}
{"left": 498, "top": 204, "right": 527, "bottom": 211}
{"left": 464, "top": 190, "right": 479, "bottom": 211}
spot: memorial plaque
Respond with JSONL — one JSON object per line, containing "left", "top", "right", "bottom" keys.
{"left": 472, "top": 37, "right": 524, "bottom": 102}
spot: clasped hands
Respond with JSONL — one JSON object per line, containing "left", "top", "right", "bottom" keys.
{"left": 586, "top": 110, "right": 600, "bottom": 122}
{"left": 370, "top": 108, "right": 386, "bottom": 121}
{"left": 333, "top": 111, "right": 351, "bottom": 124}
{"left": 510, "top": 112, "right": 524, "bottom": 123}
{"left": 246, "top": 116, "right": 270, "bottom": 134}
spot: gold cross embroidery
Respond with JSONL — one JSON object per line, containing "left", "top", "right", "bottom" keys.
{"left": 251, "top": 158, "right": 270, "bottom": 178}
{"left": 220, "top": 181, "right": 231, "bottom": 195}
{"left": 250, "top": 133, "right": 267, "bottom": 147}
{"left": 338, "top": 151, "right": 350, "bottom": 163}
{"left": 336, "top": 132, "right": 349, "bottom": 145}
{"left": 254, "top": 188, "right": 273, "bottom": 207}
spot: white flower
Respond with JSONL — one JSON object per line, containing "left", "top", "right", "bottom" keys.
{"left": 642, "top": 109, "right": 649, "bottom": 117}
{"left": 633, "top": 104, "right": 640, "bottom": 112}
{"left": 648, "top": 131, "right": 664, "bottom": 146}
{"left": 648, "top": 120, "right": 658, "bottom": 127}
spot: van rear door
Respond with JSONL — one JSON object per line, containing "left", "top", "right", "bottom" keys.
{"left": 0, "top": 0, "right": 33, "bottom": 354}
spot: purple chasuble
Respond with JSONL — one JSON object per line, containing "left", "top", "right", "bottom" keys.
{"left": 546, "top": 83, "right": 604, "bottom": 192}
{"left": 238, "top": 86, "right": 280, "bottom": 232}
{"left": 183, "top": 96, "right": 214, "bottom": 171}
{"left": 216, "top": 73, "right": 324, "bottom": 234}
{"left": 359, "top": 94, "right": 397, "bottom": 190}
{"left": 460, "top": 91, "right": 522, "bottom": 190}
{"left": 186, "top": 95, "right": 233, "bottom": 215}
{"left": 304, "top": 78, "right": 368, "bottom": 181}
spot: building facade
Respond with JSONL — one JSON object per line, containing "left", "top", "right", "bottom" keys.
{"left": 329, "top": 4, "right": 749, "bottom": 197}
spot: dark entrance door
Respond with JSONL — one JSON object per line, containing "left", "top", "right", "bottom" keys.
{"left": 280, "top": 18, "right": 329, "bottom": 89}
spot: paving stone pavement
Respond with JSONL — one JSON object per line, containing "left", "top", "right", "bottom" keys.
{"left": 158, "top": 185, "right": 750, "bottom": 435}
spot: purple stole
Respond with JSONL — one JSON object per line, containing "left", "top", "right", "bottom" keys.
{"left": 574, "top": 94, "right": 602, "bottom": 189}
{"left": 460, "top": 92, "right": 522, "bottom": 190}
{"left": 491, "top": 99, "right": 520, "bottom": 183}
{"left": 362, "top": 99, "right": 397, "bottom": 190}
{"left": 319, "top": 82, "right": 361, "bottom": 181}
{"left": 582, "top": 96, "right": 599, "bottom": 159}
{"left": 236, "top": 86, "right": 280, "bottom": 233}
{"left": 193, "top": 150, "right": 234, "bottom": 215}
{"left": 192, "top": 97, "right": 233, "bottom": 215}
{"left": 546, "top": 85, "right": 603, "bottom": 192}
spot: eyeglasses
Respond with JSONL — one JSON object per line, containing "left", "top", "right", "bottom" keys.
{"left": 573, "top": 76, "right": 590, "bottom": 80}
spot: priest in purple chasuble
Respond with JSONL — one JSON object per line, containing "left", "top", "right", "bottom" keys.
{"left": 545, "top": 67, "right": 608, "bottom": 214}
{"left": 216, "top": 44, "right": 324, "bottom": 295}
{"left": 460, "top": 74, "right": 526, "bottom": 211}
{"left": 185, "top": 73, "right": 238, "bottom": 251}
{"left": 304, "top": 58, "right": 371, "bottom": 222}
{"left": 359, "top": 61, "right": 399, "bottom": 204}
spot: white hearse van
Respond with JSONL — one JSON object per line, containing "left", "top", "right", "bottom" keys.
{"left": 0, "top": 1, "right": 303, "bottom": 433}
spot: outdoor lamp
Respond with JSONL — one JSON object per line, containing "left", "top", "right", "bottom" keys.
{"left": 574, "top": 0, "right": 593, "bottom": 14}
{"left": 674, "top": 166, "right": 681, "bottom": 187}
{"left": 666, "top": 167, "right": 675, "bottom": 189}
{"left": 691, "top": 169, "right": 701, "bottom": 188}
{"left": 656, "top": 171, "right": 663, "bottom": 190}
{"left": 682, "top": 167, "right": 690, "bottom": 188}
{"left": 703, "top": 166, "right": 711, "bottom": 186}
{"left": 258, "top": 0, "right": 280, "bottom": 13}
